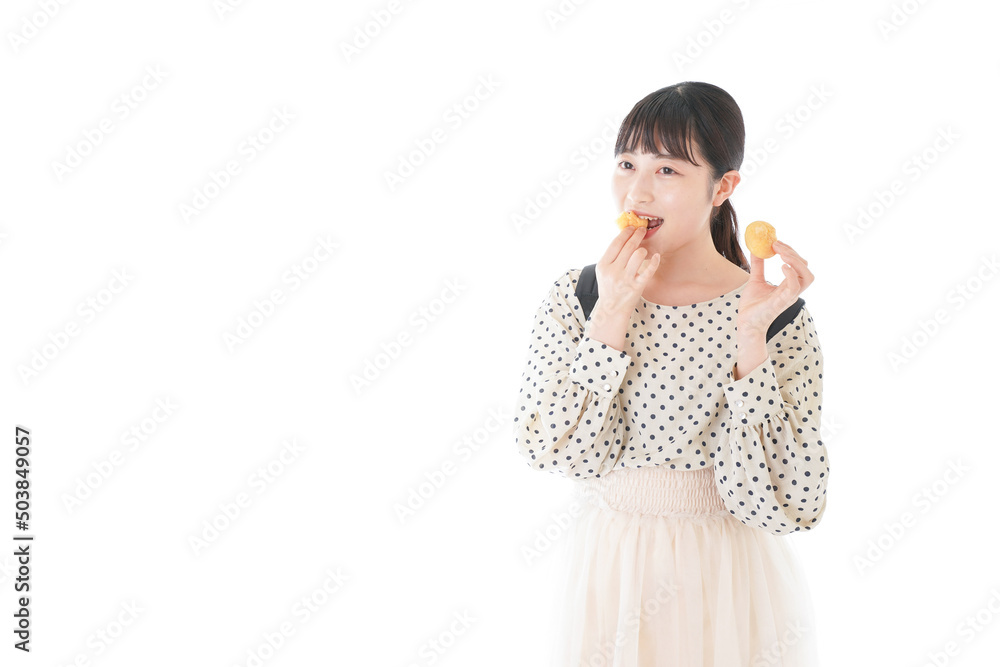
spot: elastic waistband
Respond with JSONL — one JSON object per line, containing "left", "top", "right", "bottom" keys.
{"left": 577, "top": 466, "right": 728, "bottom": 517}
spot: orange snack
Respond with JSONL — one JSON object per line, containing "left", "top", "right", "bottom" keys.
{"left": 616, "top": 210, "right": 648, "bottom": 230}
{"left": 745, "top": 220, "right": 777, "bottom": 259}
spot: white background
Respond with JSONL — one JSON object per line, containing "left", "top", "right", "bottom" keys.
{"left": 2, "top": 0, "right": 998, "bottom": 665}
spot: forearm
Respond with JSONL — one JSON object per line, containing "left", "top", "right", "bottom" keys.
{"left": 734, "top": 331, "right": 767, "bottom": 380}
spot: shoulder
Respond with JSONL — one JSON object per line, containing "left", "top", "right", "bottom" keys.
{"left": 767, "top": 302, "right": 821, "bottom": 355}
{"left": 564, "top": 266, "right": 585, "bottom": 287}
{"left": 545, "top": 267, "right": 586, "bottom": 297}
{"left": 540, "top": 267, "right": 590, "bottom": 327}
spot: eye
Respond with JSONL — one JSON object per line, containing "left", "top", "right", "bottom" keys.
{"left": 617, "top": 160, "right": 676, "bottom": 175}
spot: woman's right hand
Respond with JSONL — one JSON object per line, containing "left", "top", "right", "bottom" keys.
{"left": 593, "top": 226, "right": 660, "bottom": 319}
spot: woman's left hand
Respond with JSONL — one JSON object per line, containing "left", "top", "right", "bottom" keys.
{"left": 737, "top": 239, "right": 814, "bottom": 338}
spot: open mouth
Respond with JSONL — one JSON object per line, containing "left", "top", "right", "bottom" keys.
{"left": 639, "top": 216, "right": 663, "bottom": 229}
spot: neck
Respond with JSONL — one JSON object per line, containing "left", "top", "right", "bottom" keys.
{"left": 645, "top": 234, "right": 736, "bottom": 289}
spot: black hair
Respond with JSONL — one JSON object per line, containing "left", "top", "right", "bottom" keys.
{"left": 614, "top": 81, "right": 749, "bottom": 271}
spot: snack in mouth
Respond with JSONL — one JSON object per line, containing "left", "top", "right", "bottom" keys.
{"left": 616, "top": 210, "right": 664, "bottom": 231}
{"left": 745, "top": 220, "right": 777, "bottom": 259}
{"left": 616, "top": 210, "right": 647, "bottom": 230}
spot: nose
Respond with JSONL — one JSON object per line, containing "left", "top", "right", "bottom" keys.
{"left": 626, "top": 171, "right": 654, "bottom": 207}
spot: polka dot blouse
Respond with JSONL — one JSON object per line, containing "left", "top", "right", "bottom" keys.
{"left": 513, "top": 267, "right": 829, "bottom": 535}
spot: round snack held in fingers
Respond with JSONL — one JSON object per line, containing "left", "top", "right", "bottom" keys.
{"left": 745, "top": 220, "right": 777, "bottom": 259}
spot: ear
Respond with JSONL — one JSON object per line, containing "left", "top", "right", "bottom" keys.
{"left": 712, "top": 170, "right": 741, "bottom": 207}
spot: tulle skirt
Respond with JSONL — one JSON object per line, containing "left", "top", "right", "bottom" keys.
{"left": 548, "top": 465, "right": 818, "bottom": 667}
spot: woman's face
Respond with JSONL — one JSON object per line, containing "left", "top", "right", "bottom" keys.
{"left": 611, "top": 138, "right": 736, "bottom": 251}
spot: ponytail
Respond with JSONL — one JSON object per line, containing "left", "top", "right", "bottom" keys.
{"left": 711, "top": 198, "right": 749, "bottom": 272}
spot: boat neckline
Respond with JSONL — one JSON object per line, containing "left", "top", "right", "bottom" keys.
{"left": 639, "top": 279, "right": 750, "bottom": 308}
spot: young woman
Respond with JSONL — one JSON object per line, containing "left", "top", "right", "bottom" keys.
{"left": 513, "top": 81, "right": 829, "bottom": 666}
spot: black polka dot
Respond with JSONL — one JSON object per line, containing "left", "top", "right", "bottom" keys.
{"left": 512, "top": 268, "right": 829, "bottom": 534}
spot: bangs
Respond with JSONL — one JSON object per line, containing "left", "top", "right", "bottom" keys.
{"left": 615, "top": 96, "right": 702, "bottom": 167}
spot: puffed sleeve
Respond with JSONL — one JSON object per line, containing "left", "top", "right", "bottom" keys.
{"left": 714, "top": 305, "right": 829, "bottom": 535}
{"left": 512, "top": 269, "right": 633, "bottom": 479}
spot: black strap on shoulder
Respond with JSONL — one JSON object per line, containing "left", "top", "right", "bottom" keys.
{"left": 574, "top": 263, "right": 804, "bottom": 343}
{"left": 574, "top": 263, "right": 601, "bottom": 323}
{"left": 766, "top": 297, "right": 805, "bottom": 342}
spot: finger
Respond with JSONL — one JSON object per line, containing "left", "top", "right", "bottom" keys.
{"left": 600, "top": 226, "right": 633, "bottom": 265}
{"left": 776, "top": 251, "right": 812, "bottom": 286}
{"left": 749, "top": 248, "right": 765, "bottom": 282}
{"left": 778, "top": 262, "right": 801, "bottom": 303}
{"left": 792, "top": 259, "right": 814, "bottom": 290}
{"left": 639, "top": 253, "right": 660, "bottom": 282}
{"left": 601, "top": 226, "right": 644, "bottom": 266}
{"left": 614, "top": 226, "right": 647, "bottom": 265}
{"left": 624, "top": 245, "right": 648, "bottom": 278}
{"left": 773, "top": 240, "right": 808, "bottom": 267}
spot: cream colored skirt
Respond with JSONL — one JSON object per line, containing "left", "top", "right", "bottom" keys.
{"left": 548, "top": 466, "right": 819, "bottom": 667}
